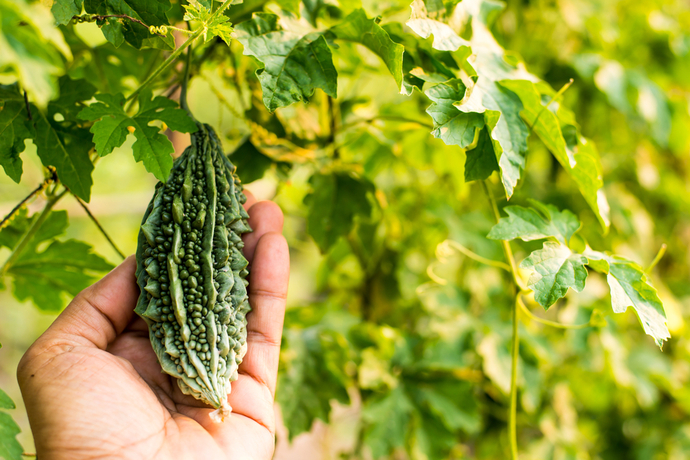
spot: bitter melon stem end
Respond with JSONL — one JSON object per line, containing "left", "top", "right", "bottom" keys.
{"left": 209, "top": 399, "right": 232, "bottom": 423}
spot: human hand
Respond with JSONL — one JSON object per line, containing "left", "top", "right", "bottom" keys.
{"left": 17, "top": 193, "right": 289, "bottom": 460}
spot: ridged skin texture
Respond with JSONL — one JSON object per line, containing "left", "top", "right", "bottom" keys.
{"left": 135, "top": 123, "right": 252, "bottom": 411}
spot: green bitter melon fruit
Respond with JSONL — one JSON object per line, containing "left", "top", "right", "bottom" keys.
{"left": 135, "top": 123, "right": 252, "bottom": 422}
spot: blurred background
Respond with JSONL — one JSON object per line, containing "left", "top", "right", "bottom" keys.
{"left": 2, "top": 0, "right": 690, "bottom": 458}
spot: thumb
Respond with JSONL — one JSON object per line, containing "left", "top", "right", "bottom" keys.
{"left": 39, "top": 255, "right": 140, "bottom": 350}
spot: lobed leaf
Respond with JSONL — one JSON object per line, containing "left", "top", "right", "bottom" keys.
{"left": 585, "top": 250, "right": 670, "bottom": 348}
{"left": 0, "top": 85, "right": 33, "bottom": 183}
{"left": 425, "top": 79, "right": 485, "bottom": 148}
{"left": 304, "top": 171, "right": 375, "bottom": 253}
{"left": 183, "top": 0, "right": 234, "bottom": 45}
{"left": 362, "top": 386, "right": 414, "bottom": 459}
{"left": 487, "top": 200, "right": 580, "bottom": 245}
{"left": 235, "top": 14, "right": 337, "bottom": 111}
{"left": 498, "top": 79, "right": 610, "bottom": 229}
{"left": 520, "top": 241, "right": 588, "bottom": 309}
{"left": 331, "top": 9, "right": 405, "bottom": 92}
{"left": 406, "top": 0, "right": 470, "bottom": 52}
{"left": 0, "top": 210, "right": 113, "bottom": 311}
{"left": 78, "top": 91, "right": 197, "bottom": 182}
{"left": 464, "top": 126, "right": 499, "bottom": 181}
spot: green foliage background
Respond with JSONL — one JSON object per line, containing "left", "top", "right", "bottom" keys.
{"left": 1, "top": 0, "right": 690, "bottom": 459}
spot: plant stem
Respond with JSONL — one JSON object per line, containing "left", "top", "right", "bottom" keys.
{"left": 124, "top": 0, "right": 234, "bottom": 109}
{"left": 0, "top": 189, "right": 68, "bottom": 275}
{"left": 73, "top": 196, "right": 126, "bottom": 260}
{"left": 481, "top": 181, "right": 524, "bottom": 290}
{"left": 72, "top": 14, "right": 164, "bottom": 35}
{"left": 509, "top": 295, "right": 519, "bottom": 460}
{"left": 482, "top": 180, "right": 521, "bottom": 459}
{"left": 125, "top": 31, "right": 201, "bottom": 111}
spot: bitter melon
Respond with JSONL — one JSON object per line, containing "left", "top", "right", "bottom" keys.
{"left": 134, "top": 123, "right": 252, "bottom": 421}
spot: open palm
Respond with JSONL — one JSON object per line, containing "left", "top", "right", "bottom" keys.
{"left": 17, "top": 194, "right": 289, "bottom": 460}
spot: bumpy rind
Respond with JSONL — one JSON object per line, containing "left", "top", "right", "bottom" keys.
{"left": 134, "top": 123, "right": 252, "bottom": 414}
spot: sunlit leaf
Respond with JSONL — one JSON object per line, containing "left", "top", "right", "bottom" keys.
{"left": 425, "top": 79, "right": 484, "bottom": 148}
{"left": 498, "top": 79, "right": 610, "bottom": 229}
{"left": 520, "top": 241, "right": 588, "bottom": 308}
{"left": 488, "top": 200, "right": 581, "bottom": 245}
{"left": 585, "top": 250, "right": 670, "bottom": 348}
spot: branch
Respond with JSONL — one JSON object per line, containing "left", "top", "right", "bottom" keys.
{"left": 72, "top": 14, "right": 165, "bottom": 37}
{"left": 73, "top": 196, "right": 126, "bottom": 260}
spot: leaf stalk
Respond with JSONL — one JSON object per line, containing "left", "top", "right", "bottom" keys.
{"left": 73, "top": 196, "right": 126, "bottom": 260}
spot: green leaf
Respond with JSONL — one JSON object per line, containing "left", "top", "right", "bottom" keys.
{"left": 14, "top": 76, "right": 98, "bottom": 201}
{"left": 425, "top": 79, "right": 485, "bottom": 148}
{"left": 464, "top": 126, "right": 499, "bottom": 181}
{"left": 183, "top": 0, "right": 234, "bottom": 45}
{"left": 0, "top": 210, "right": 113, "bottom": 311}
{"left": 520, "top": 241, "right": 588, "bottom": 309}
{"left": 33, "top": 109, "right": 94, "bottom": 201}
{"left": 0, "top": 85, "right": 33, "bottom": 183}
{"left": 406, "top": 0, "right": 470, "bottom": 52}
{"left": 52, "top": 0, "right": 84, "bottom": 25}
{"left": 487, "top": 200, "right": 580, "bottom": 245}
{"left": 0, "top": 389, "right": 14, "bottom": 411}
{"left": 498, "top": 79, "right": 610, "bottom": 229}
{"left": 0, "top": 0, "right": 71, "bottom": 107}
{"left": 0, "top": 411, "right": 22, "bottom": 460}
{"left": 228, "top": 138, "right": 289, "bottom": 183}
{"left": 48, "top": 75, "right": 97, "bottom": 121}
{"left": 235, "top": 14, "right": 337, "bottom": 112}
{"left": 408, "top": 0, "right": 534, "bottom": 197}
{"left": 331, "top": 9, "right": 404, "bottom": 92}
{"left": 278, "top": 327, "right": 351, "bottom": 439}
{"left": 304, "top": 171, "right": 375, "bottom": 253}
{"left": 585, "top": 250, "right": 670, "bottom": 348}
{"left": 78, "top": 91, "right": 197, "bottom": 182}
{"left": 362, "top": 386, "right": 414, "bottom": 459}
{"left": 416, "top": 383, "right": 480, "bottom": 433}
